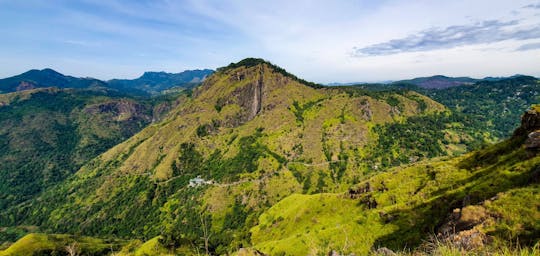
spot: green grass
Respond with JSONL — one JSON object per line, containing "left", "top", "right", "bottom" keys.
{"left": 0, "top": 233, "right": 124, "bottom": 256}
{"left": 251, "top": 193, "right": 392, "bottom": 255}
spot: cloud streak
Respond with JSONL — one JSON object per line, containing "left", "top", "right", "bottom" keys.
{"left": 352, "top": 20, "right": 540, "bottom": 56}
{"left": 523, "top": 3, "right": 540, "bottom": 9}
{"left": 517, "top": 41, "right": 540, "bottom": 50}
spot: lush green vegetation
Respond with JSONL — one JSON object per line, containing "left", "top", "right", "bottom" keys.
{"left": 0, "top": 233, "right": 126, "bottom": 256}
{"left": 1, "top": 60, "right": 538, "bottom": 255}
{"left": 352, "top": 75, "right": 539, "bottom": 141}
{"left": 367, "top": 111, "right": 489, "bottom": 168}
{"left": 424, "top": 75, "right": 540, "bottom": 139}
{"left": 0, "top": 87, "right": 183, "bottom": 234}
{"left": 251, "top": 123, "right": 540, "bottom": 255}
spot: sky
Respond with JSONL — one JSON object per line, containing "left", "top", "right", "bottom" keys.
{"left": 0, "top": 0, "right": 539, "bottom": 83}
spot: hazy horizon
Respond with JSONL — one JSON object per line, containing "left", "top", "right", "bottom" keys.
{"left": 1, "top": 0, "right": 539, "bottom": 83}
{"left": 2, "top": 65, "right": 538, "bottom": 85}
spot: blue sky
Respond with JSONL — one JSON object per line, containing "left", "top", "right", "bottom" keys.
{"left": 0, "top": 0, "right": 539, "bottom": 83}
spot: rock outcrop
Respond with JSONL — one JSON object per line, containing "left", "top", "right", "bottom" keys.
{"left": 514, "top": 106, "right": 540, "bottom": 150}
{"left": 83, "top": 99, "right": 151, "bottom": 122}
{"left": 515, "top": 107, "right": 540, "bottom": 136}
{"left": 16, "top": 81, "right": 37, "bottom": 91}
{"left": 436, "top": 205, "right": 492, "bottom": 250}
{"left": 525, "top": 130, "right": 540, "bottom": 149}
{"left": 230, "top": 66, "right": 264, "bottom": 123}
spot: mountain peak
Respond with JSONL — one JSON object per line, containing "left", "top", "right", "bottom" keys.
{"left": 40, "top": 68, "right": 62, "bottom": 74}
{"left": 20, "top": 68, "right": 64, "bottom": 78}
{"left": 140, "top": 71, "right": 170, "bottom": 80}
{"left": 216, "top": 58, "right": 269, "bottom": 72}
{"left": 216, "top": 58, "right": 323, "bottom": 89}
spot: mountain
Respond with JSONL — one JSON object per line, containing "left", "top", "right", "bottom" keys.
{"left": 0, "top": 87, "right": 183, "bottom": 213}
{"left": 2, "top": 105, "right": 539, "bottom": 255}
{"left": 1, "top": 58, "right": 502, "bottom": 254}
{"left": 0, "top": 68, "right": 214, "bottom": 96}
{"left": 0, "top": 69, "right": 108, "bottom": 93}
{"left": 0, "top": 59, "right": 538, "bottom": 255}
{"left": 107, "top": 69, "right": 214, "bottom": 95}
{"left": 396, "top": 75, "right": 477, "bottom": 89}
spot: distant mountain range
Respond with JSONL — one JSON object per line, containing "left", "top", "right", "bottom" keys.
{"left": 2, "top": 69, "right": 534, "bottom": 96}
{"left": 0, "top": 68, "right": 107, "bottom": 93}
{"left": 108, "top": 69, "right": 214, "bottom": 95}
{"left": 395, "top": 75, "right": 478, "bottom": 89}
{"left": 329, "top": 74, "right": 536, "bottom": 89}
{"left": 0, "top": 68, "right": 214, "bottom": 95}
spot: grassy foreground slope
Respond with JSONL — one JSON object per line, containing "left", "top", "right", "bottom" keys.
{"left": 0, "top": 233, "right": 126, "bottom": 256}
{"left": 250, "top": 107, "right": 540, "bottom": 255}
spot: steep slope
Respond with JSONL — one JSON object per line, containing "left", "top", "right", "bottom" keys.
{"left": 249, "top": 107, "right": 540, "bottom": 255}
{"left": 0, "top": 69, "right": 108, "bottom": 93}
{"left": 1, "top": 59, "right": 460, "bottom": 253}
{"left": 108, "top": 69, "right": 214, "bottom": 95}
{"left": 0, "top": 87, "right": 178, "bottom": 212}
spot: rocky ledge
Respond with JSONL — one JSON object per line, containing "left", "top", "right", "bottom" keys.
{"left": 521, "top": 106, "right": 540, "bottom": 150}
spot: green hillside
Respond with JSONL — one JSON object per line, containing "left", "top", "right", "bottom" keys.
{"left": 250, "top": 107, "right": 540, "bottom": 254}
{"left": 0, "top": 59, "right": 538, "bottom": 255}
{"left": 0, "top": 59, "right": 506, "bottom": 254}
{"left": 0, "top": 87, "right": 180, "bottom": 214}
{"left": 358, "top": 76, "right": 540, "bottom": 143}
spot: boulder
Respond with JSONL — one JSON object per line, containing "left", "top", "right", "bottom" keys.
{"left": 525, "top": 130, "right": 540, "bottom": 149}
{"left": 515, "top": 107, "right": 540, "bottom": 136}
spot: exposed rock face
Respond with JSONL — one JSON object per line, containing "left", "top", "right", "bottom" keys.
{"left": 83, "top": 99, "right": 151, "bottom": 122}
{"left": 522, "top": 108, "right": 540, "bottom": 131}
{"left": 374, "top": 247, "right": 396, "bottom": 256}
{"left": 16, "top": 81, "right": 37, "bottom": 91}
{"left": 447, "top": 229, "right": 489, "bottom": 250}
{"left": 231, "top": 67, "right": 264, "bottom": 123}
{"left": 515, "top": 107, "right": 540, "bottom": 137}
{"left": 389, "top": 106, "right": 401, "bottom": 116}
{"left": 525, "top": 130, "right": 540, "bottom": 149}
{"left": 358, "top": 99, "right": 372, "bottom": 121}
{"left": 152, "top": 102, "right": 175, "bottom": 123}
{"left": 515, "top": 107, "right": 540, "bottom": 150}
{"left": 437, "top": 205, "right": 491, "bottom": 250}
{"left": 201, "top": 65, "right": 266, "bottom": 127}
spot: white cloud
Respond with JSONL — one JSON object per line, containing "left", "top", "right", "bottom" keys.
{"left": 0, "top": 0, "right": 539, "bottom": 81}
